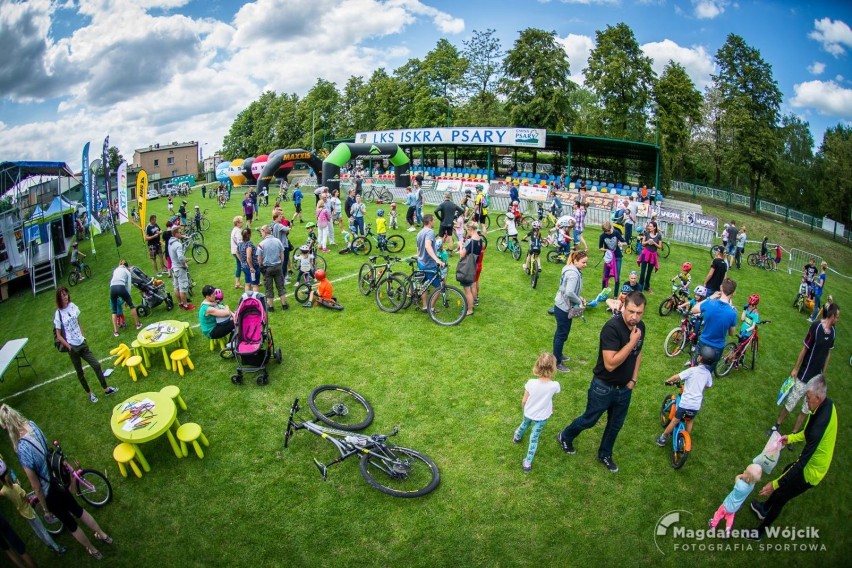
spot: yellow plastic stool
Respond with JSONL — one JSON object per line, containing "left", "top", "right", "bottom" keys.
{"left": 209, "top": 336, "right": 227, "bottom": 352}
{"left": 169, "top": 349, "right": 194, "bottom": 377}
{"left": 182, "top": 321, "right": 195, "bottom": 338}
{"left": 131, "top": 340, "right": 150, "bottom": 367}
{"left": 124, "top": 355, "right": 148, "bottom": 382}
{"left": 110, "top": 343, "right": 132, "bottom": 367}
{"left": 160, "top": 385, "right": 188, "bottom": 411}
{"left": 113, "top": 443, "right": 143, "bottom": 478}
{"left": 176, "top": 423, "right": 209, "bottom": 459}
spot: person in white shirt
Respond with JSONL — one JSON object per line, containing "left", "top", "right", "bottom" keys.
{"left": 513, "top": 353, "right": 561, "bottom": 473}
{"left": 656, "top": 345, "right": 715, "bottom": 446}
{"left": 108, "top": 260, "right": 141, "bottom": 336}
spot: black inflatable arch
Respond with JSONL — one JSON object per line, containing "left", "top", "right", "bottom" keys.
{"left": 322, "top": 143, "right": 410, "bottom": 194}
{"left": 257, "top": 149, "right": 324, "bottom": 194}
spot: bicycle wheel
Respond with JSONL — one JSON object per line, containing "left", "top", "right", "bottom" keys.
{"left": 83, "top": 265, "right": 93, "bottom": 279}
{"left": 379, "top": 188, "right": 393, "bottom": 203}
{"left": 294, "top": 283, "right": 311, "bottom": 304}
{"left": 745, "top": 336, "right": 758, "bottom": 370}
{"left": 68, "top": 271, "right": 79, "bottom": 287}
{"left": 541, "top": 215, "right": 554, "bottom": 229}
{"left": 658, "top": 297, "right": 675, "bottom": 317}
{"left": 353, "top": 237, "right": 372, "bottom": 255}
{"left": 765, "top": 258, "right": 776, "bottom": 271}
{"left": 200, "top": 217, "right": 210, "bottom": 231}
{"left": 359, "top": 445, "right": 440, "bottom": 498}
{"left": 546, "top": 250, "right": 563, "bottom": 264}
{"left": 375, "top": 275, "right": 407, "bottom": 313}
{"left": 530, "top": 263, "right": 540, "bottom": 289}
{"left": 428, "top": 285, "right": 467, "bottom": 326}
{"left": 715, "top": 342, "right": 738, "bottom": 377}
{"left": 671, "top": 430, "right": 691, "bottom": 469}
{"left": 479, "top": 234, "right": 488, "bottom": 249}
{"left": 314, "top": 255, "right": 327, "bottom": 272}
{"left": 495, "top": 214, "right": 507, "bottom": 229}
{"left": 496, "top": 235, "right": 508, "bottom": 252}
{"left": 660, "top": 241, "right": 671, "bottom": 258}
{"left": 191, "top": 244, "right": 209, "bottom": 264}
{"left": 308, "top": 385, "right": 374, "bottom": 431}
{"left": 191, "top": 231, "right": 204, "bottom": 244}
{"left": 358, "top": 263, "right": 376, "bottom": 295}
{"left": 386, "top": 235, "right": 405, "bottom": 253}
{"left": 511, "top": 242, "right": 522, "bottom": 261}
{"left": 747, "top": 253, "right": 759, "bottom": 267}
{"left": 519, "top": 215, "right": 534, "bottom": 231}
{"left": 664, "top": 327, "right": 687, "bottom": 357}
{"left": 30, "top": 495, "right": 63, "bottom": 535}
{"left": 76, "top": 469, "right": 113, "bottom": 506}
{"left": 660, "top": 395, "right": 676, "bottom": 428}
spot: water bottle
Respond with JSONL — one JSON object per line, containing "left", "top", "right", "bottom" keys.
{"left": 344, "top": 436, "right": 365, "bottom": 447}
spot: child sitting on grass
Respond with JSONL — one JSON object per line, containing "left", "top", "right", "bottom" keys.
{"left": 656, "top": 344, "right": 715, "bottom": 447}
{"left": 513, "top": 353, "right": 561, "bottom": 473}
{"left": 606, "top": 270, "right": 640, "bottom": 314}
{"left": 303, "top": 269, "right": 340, "bottom": 309}
{"left": 708, "top": 463, "right": 763, "bottom": 537}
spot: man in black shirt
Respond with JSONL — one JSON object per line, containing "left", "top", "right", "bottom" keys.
{"left": 557, "top": 292, "right": 647, "bottom": 473}
{"left": 703, "top": 246, "right": 728, "bottom": 296}
{"left": 144, "top": 215, "right": 165, "bottom": 276}
{"left": 433, "top": 193, "right": 464, "bottom": 249}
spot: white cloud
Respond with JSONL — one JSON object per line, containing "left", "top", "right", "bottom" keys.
{"left": 641, "top": 39, "right": 715, "bottom": 89}
{"left": 790, "top": 80, "right": 852, "bottom": 117}
{"left": 556, "top": 33, "right": 595, "bottom": 85}
{"left": 808, "top": 61, "right": 826, "bottom": 75}
{"left": 558, "top": 0, "right": 619, "bottom": 4}
{"left": 693, "top": 0, "right": 725, "bottom": 20}
{"left": 809, "top": 17, "right": 852, "bottom": 57}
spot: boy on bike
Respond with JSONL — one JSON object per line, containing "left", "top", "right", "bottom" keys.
{"left": 375, "top": 209, "right": 388, "bottom": 250}
{"left": 671, "top": 262, "right": 693, "bottom": 302}
{"left": 522, "top": 221, "right": 544, "bottom": 273}
{"left": 70, "top": 242, "right": 86, "bottom": 280}
{"left": 656, "top": 344, "right": 715, "bottom": 447}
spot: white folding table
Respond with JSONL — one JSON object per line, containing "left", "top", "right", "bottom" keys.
{"left": 0, "top": 338, "right": 34, "bottom": 382}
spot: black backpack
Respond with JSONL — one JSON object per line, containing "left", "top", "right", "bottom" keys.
{"left": 23, "top": 436, "right": 71, "bottom": 490}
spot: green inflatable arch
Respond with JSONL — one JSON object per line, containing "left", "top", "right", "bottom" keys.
{"left": 322, "top": 143, "right": 410, "bottom": 194}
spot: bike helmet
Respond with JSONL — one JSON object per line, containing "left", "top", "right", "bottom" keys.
{"left": 390, "top": 202, "right": 397, "bottom": 209}
{"left": 698, "top": 344, "right": 717, "bottom": 365}
{"left": 299, "top": 244, "right": 310, "bottom": 253}
{"left": 72, "top": 242, "right": 78, "bottom": 248}
{"left": 315, "top": 269, "right": 326, "bottom": 280}
{"left": 531, "top": 220, "right": 541, "bottom": 229}
{"left": 305, "top": 222, "right": 316, "bottom": 230}
{"left": 435, "top": 239, "right": 443, "bottom": 251}
{"left": 376, "top": 209, "right": 384, "bottom": 217}
{"left": 694, "top": 285, "right": 707, "bottom": 298}
{"left": 512, "top": 200, "right": 519, "bottom": 205}
{"left": 681, "top": 262, "right": 692, "bottom": 272}
{"left": 213, "top": 288, "right": 224, "bottom": 302}
{"left": 465, "top": 190, "right": 472, "bottom": 196}
{"left": 748, "top": 293, "right": 760, "bottom": 306}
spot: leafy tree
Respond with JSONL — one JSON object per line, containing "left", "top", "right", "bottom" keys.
{"left": 500, "top": 28, "right": 575, "bottom": 131}
{"left": 106, "top": 146, "right": 124, "bottom": 172}
{"left": 568, "top": 87, "right": 600, "bottom": 136}
{"left": 815, "top": 124, "right": 852, "bottom": 223}
{"left": 339, "top": 76, "right": 370, "bottom": 137}
{"left": 771, "top": 114, "right": 815, "bottom": 210}
{"left": 712, "top": 33, "right": 782, "bottom": 211}
{"left": 462, "top": 29, "right": 503, "bottom": 100}
{"left": 299, "top": 79, "right": 341, "bottom": 151}
{"left": 584, "top": 22, "right": 655, "bottom": 140}
{"left": 415, "top": 40, "right": 468, "bottom": 127}
{"left": 654, "top": 61, "right": 702, "bottom": 183}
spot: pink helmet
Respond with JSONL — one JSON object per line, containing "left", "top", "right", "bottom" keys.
{"left": 213, "top": 288, "right": 224, "bottom": 302}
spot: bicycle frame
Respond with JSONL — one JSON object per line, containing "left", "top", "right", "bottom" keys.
{"left": 661, "top": 381, "right": 692, "bottom": 469}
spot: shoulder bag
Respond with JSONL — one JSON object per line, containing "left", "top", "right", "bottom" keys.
{"left": 53, "top": 310, "right": 70, "bottom": 352}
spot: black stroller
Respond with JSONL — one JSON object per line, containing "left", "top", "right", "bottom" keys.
{"left": 130, "top": 266, "right": 174, "bottom": 317}
{"left": 229, "top": 291, "right": 282, "bottom": 386}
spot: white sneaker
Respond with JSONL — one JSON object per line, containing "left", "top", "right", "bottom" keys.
{"left": 407, "top": 227, "right": 416, "bottom": 232}
{"left": 89, "top": 392, "right": 98, "bottom": 403}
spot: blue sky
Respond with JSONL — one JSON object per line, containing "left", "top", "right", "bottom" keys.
{"left": 0, "top": 0, "right": 849, "bottom": 168}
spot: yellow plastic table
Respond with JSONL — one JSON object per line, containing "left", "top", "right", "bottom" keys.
{"left": 110, "top": 391, "right": 183, "bottom": 468}
{"left": 136, "top": 320, "right": 188, "bottom": 371}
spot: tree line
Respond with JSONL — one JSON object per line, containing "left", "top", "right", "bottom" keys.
{"left": 221, "top": 24, "right": 851, "bottom": 222}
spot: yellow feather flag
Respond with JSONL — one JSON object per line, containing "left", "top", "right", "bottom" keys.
{"left": 137, "top": 170, "right": 148, "bottom": 240}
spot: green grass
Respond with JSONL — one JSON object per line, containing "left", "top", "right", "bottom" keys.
{"left": 0, "top": 189, "right": 850, "bottom": 567}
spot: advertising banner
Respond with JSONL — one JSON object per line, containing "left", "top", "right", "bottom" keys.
{"left": 658, "top": 206, "right": 683, "bottom": 224}
{"left": 518, "top": 185, "right": 549, "bottom": 201}
{"left": 355, "top": 127, "right": 546, "bottom": 148}
{"left": 117, "top": 161, "right": 128, "bottom": 224}
{"left": 137, "top": 170, "right": 148, "bottom": 239}
{"left": 82, "top": 142, "right": 90, "bottom": 224}
{"left": 435, "top": 179, "right": 462, "bottom": 193}
{"left": 690, "top": 212, "right": 719, "bottom": 232}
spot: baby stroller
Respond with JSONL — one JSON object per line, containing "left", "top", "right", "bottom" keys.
{"left": 229, "top": 291, "right": 282, "bottom": 386}
{"left": 130, "top": 266, "right": 174, "bottom": 317}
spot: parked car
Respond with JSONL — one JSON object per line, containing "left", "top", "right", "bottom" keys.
{"left": 146, "top": 188, "right": 159, "bottom": 200}
{"left": 159, "top": 183, "right": 178, "bottom": 197}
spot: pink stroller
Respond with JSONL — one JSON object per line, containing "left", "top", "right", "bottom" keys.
{"left": 229, "top": 291, "right": 282, "bottom": 386}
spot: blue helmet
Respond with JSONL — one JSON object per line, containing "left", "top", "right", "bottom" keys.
{"left": 376, "top": 209, "right": 385, "bottom": 217}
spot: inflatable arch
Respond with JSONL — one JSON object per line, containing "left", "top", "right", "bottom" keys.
{"left": 322, "top": 143, "right": 410, "bottom": 194}
{"left": 257, "top": 148, "right": 324, "bottom": 194}
{"left": 240, "top": 157, "right": 256, "bottom": 183}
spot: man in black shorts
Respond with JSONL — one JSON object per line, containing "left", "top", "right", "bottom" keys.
{"left": 434, "top": 192, "right": 464, "bottom": 249}
{"left": 145, "top": 215, "right": 166, "bottom": 276}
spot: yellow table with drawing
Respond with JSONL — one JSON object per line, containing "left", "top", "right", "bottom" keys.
{"left": 110, "top": 391, "right": 183, "bottom": 469}
{"left": 136, "top": 320, "right": 188, "bottom": 371}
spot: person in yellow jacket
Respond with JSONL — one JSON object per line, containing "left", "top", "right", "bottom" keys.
{"left": 748, "top": 375, "right": 836, "bottom": 540}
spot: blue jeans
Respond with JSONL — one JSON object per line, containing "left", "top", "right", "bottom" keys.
{"left": 353, "top": 216, "right": 365, "bottom": 236}
{"left": 515, "top": 417, "right": 548, "bottom": 463}
{"left": 552, "top": 306, "right": 573, "bottom": 365}
{"left": 560, "top": 378, "right": 633, "bottom": 459}
{"left": 810, "top": 295, "right": 822, "bottom": 320}
{"left": 415, "top": 204, "right": 423, "bottom": 224}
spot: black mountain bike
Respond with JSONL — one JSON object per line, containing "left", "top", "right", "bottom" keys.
{"left": 284, "top": 385, "right": 440, "bottom": 498}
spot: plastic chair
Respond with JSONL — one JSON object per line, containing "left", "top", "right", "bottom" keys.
{"left": 124, "top": 355, "right": 148, "bottom": 382}
{"left": 169, "top": 348, "right": 194, "bottom": 377}
{"left": 176, "top": 423, "right": 210, "bottom": 459}
{"left": 160, "top": 385, "right": 188, "bottom": 412}
{"left": 110, "top": 344, "right": 132, "bottom": 367}
{"left": 209, "top": 336, "right": 227, "bottom": 352}
{"left": 113, "top": 443, "right": 143, "bottom": 478}
{"left": 131, "top": 340, "right": 150, "bottom": 367}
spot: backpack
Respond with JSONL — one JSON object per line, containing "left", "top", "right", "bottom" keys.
{"left": 482, "top": 193, "right": 490, "bottom": 208}
{"left": 22, "top": 436, "right": 71, "bottom": 490}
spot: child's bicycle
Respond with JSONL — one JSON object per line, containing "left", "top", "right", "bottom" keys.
{"left": 663, "top": 308, "right": 701, "bottom": 358}
{"left": 495, "top": 212, "right": 534, "bottom": 230}
{"left": 197, "top": 209, "right": 211, "bottom": 231}
{"left": 357, "top": 254, "right": 403, "bottom": 295}
{"left": 496, "top": 234, "right": 523, "bottom": 261}
{"left": 792, "top": 279, "right": 813, "bottom": 313}
{"left": 715, "top": 321, "right": 771, "bottom": 377}
{"left": 546, "top": 248, "right": 570, "bottom": 265}
{"left": 747, "top": 252, "right": 775, "bottom": 270}
{"left": 352, "top": 224, "right": 406, "bottom": 255}
{"left": 283, "top": 385, "right": 440, "bottom": 498}
{"left": 68, "top": 260, "right": 93, "bottom": 286}
{"left": 535, "top": 202, "right": 560, "bottom": 229}
{"left": 27, "top": 440, "right": 113, "bottom": 535}
{"left": 523, "top": 249, "right": 541, "bottom": 289}
{"left": 659, "top": 380, "right": 692, "bottom": 469}
{"left": 658, "top": 281, "right": 690, "bottom": 316}
{"left": 624, "top": 235, "right": 671, "bottom": 258}
{"left": 294, "top": 281, "right": 344, "bottom": 310}
{"left": 389, "top": 259, "right": 467, "bottom": 326}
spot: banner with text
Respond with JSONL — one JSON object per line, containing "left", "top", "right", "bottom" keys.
{"left": 137, "top": 170, "right": 148, "bottom": 239}
{"left": 117, "top": 161, "right": 128, "bottom": 224}
{"left": 355, "top": 127, "right": 546, "bottom": 148}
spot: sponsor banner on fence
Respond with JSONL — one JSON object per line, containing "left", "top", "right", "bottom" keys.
{"left": 658, "top": 206, "right": 683, "bottom": 223}
{"left": 435, "top": 179, "right": 461, "bottom": 193}
{"left": 355, "top": 127, "right": 546, "bottom": 148}
{"left": 690, "top": 212, "right": 718, "bottom": 232}
{"left": 519, "top": 185, "right": 549, "bottom": 201}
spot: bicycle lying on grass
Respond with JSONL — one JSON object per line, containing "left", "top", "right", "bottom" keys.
{"left": 715, "top": 321, "right": 771, "bottom": 377}
{"left": 29, "top": 440, "right": 113, "bottom": 535}
{"left": 284, "top": 385, "right": 440, "bottom": 498}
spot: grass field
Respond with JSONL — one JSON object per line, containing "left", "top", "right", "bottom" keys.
{"left": 0, "top": 187, "right": 849, "bottom": 567}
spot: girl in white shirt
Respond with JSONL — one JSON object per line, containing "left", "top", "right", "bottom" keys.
{"left": 513, "top": 353, "right": 561, "bottom": 473}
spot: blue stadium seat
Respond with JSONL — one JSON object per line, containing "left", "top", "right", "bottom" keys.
{"left": 616, "top": 183, "right": 623, "bottom": 189}
{"left": 512, "top": 172, "right": 519, "bottom": 177}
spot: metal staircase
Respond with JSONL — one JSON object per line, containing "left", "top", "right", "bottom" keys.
{"left": 28, "top": 234, "right": 57, "bottom": 296}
